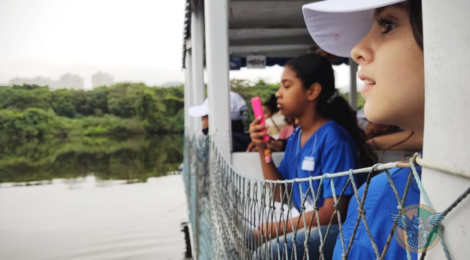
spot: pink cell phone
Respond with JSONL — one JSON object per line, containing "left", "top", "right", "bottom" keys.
{"left": 251, "top": 96, "right": 270, "bottom": 142}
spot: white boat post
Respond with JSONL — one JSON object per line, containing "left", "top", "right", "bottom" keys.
{"left": 191, "top": 2, "right": 205, "bottom": 132}
{"left": 421, "top": 0, "right": 470, "bottom": 259}
{"left": 204, "top": 0, "right": 232, "bottom": 162}
{"left": 184, "top": 51, "right": 193, "bottom": 132}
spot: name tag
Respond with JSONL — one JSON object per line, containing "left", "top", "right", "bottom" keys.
{"left": 301, "top": 156, "right": 315, "bottom": 171}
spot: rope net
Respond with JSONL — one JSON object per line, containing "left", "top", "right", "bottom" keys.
{"left": 182, "top": 133, "right": 468, "bottom": 260}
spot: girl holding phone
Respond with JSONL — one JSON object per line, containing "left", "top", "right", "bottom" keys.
{"left": 249, "top": 54, "right": 375, "bottom": 259}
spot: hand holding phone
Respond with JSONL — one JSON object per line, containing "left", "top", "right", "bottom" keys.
{"left": 251, "top": 96, "right": 270, "bottom": 142}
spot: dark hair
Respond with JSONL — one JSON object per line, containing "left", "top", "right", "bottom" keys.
{"left": 263, "top": 94, "right": 279, "bottom": 115}
{"left": 286, "top": 54, "right": 376, "bottom": 167}
{"left": 377, "top": 1, "right": 422, "bottom": 50}
{"left": 231, "top": 120, "right": 245, "bottom": 133}
{"left": 407, "top": 0, "right": 423, "bottom": 50}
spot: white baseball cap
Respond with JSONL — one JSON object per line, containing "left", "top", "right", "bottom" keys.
{"left": 189, "top": 91, "right": 248, "bottom": 120}
{"left": 302, "top": 0, "right": 405, "bottom": 57}
{"left": 189, "top": 99, "right": 210, "bottom": 118}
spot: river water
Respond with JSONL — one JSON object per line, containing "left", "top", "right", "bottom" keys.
{"left": 0, "top": 136, "right": 189, "bottom": 260}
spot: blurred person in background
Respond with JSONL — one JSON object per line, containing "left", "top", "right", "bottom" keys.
{"left": 189, "top": 91, "right": 251, "bottom": 152}
{"left": 263, "top": 94, "right": 287, "bottom": 140}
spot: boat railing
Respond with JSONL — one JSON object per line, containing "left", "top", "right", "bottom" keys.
{"left": 182, "top": 133, "right": 469, "bottom": 260}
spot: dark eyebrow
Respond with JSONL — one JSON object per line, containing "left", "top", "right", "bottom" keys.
{"left": 281, "top": 79, "right": 293, "bottom": 84}
{"left": 374, "top": 7, "right": 387, "bottom": 18}
{"left": 373, "top": 3, "right": 407, "bottom": 19}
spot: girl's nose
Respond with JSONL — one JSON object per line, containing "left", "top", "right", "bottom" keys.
{"left": 351, "top": 35, "right": 373, "bottom": 65}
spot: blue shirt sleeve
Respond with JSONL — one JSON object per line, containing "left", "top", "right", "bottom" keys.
{"left": 321, "top": 140, "right": 357, "bottom": 199}
{"left": 277, "top": 155, "right": 288, "bottom": 179}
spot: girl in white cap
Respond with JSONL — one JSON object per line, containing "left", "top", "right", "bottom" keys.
{"left": 303, "top": 0, "right": 423, "bottom": 259}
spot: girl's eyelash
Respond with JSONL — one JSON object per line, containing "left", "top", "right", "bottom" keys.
{"left": 377, "top": 17, "right": 397, "bottom": 34}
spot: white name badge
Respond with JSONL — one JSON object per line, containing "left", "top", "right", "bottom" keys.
{"left": 301, "top": 156, "right": 315, "bottom": 171}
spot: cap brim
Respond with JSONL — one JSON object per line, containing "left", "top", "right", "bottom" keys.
{"left": 189, "top": 104, "right": 208, "bottom": 118}
{"left": 303, "top": 0, "right": 405, "bottom": 57}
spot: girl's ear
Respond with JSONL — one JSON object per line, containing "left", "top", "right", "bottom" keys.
{"left": 307, "top": 82, "right": 322, "bottom": 101}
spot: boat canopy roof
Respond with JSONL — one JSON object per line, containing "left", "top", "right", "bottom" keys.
{"left": 182, "top": 0, "right": 349, "bottom": 69}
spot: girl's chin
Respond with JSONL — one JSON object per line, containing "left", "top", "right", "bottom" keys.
{"left": 363, "top": 105, "right": 381, "bottom": 124}
{"left": 279, "top": 109, "right": 293, "bottom": 117}
{"left": 364, "top": 109, "right": 390, "bottom": 125}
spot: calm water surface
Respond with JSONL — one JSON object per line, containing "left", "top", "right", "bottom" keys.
{"left": 0, "top": 136, "right": 189, "bottom": 260}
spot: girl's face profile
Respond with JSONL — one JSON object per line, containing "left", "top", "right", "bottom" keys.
{"left": 351, "top": 4, "right": 425, "bottom": 131}
{"left": 276, "top": 66, "right": 310, "bottom": 117}
{"left": 201, "top": 115, "right": 209, "bottom": 129}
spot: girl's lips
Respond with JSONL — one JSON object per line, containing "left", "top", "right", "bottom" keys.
{"left": 361, "top": 83, "right": 375, "bottom": 95}
{"left": 358, "top": 72, "right": 376, "bottom": 95}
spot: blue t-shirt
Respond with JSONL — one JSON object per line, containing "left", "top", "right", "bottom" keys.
{"left": 333, "top": 166, "right": 421, "bottom": 260}
{"left": 277, "top": 120, "right": 364, "bottom": 211}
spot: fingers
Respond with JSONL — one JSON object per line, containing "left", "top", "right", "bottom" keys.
{"left": 249, "top": 117, "right": 266, "bottom": 131}
{"left": 249, "top": 127, "right": 268, "bottom": 138}
{"left": 249, "top": 119, "right": 269, "bottom": 140}
{"left": 247, "top": 142, "right": 259, "bottom": 152}
{"left": 248, "top": 117, "right": 270, "bottom": 151}
{"left": 267, "top": 140, "right": 283, "bottom": 152}
{"left": 249, "top": 120, "right": 267, "bottom": 134}
{"left": 249, "top": 117, "right": 258, "bottom": 130}
{"left": 250, "top": 131, "right": 269, "bottom": 140}
{"left": 246, "top": 142, "right": 255, "bottom": 152}
{"left": 250, "top": 116, "right": 262, "bottom": 125}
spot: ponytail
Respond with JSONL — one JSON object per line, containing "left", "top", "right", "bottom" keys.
{"left": 263, "top": 94, "right": 279, "bottom": 115}
{"left": 286, "top": 54, "right": 376, "bottom": 167}
{"left": 321, "top": 95, "right": 377, "bottom": 167}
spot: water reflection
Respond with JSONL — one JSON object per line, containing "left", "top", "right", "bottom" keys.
{"left": 0, "top": 135, "right": 189, "bottom": 260}
{"left": 0, "top": 135, "right": 183, "bottom": 185}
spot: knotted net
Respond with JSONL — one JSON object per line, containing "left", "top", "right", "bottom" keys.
{"left": 182, "top": 133, "right": 469, "bottom": 260}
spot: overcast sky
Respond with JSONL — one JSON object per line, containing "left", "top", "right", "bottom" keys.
{"left": 0, "top": 0, "right": 357, "bottom": 90}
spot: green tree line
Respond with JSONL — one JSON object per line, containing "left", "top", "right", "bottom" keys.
{"left": 0, "top": 83, "right": 185, "bottom": 140}
{"left": 0, "top": 80, "right": 362, "bottom": 141}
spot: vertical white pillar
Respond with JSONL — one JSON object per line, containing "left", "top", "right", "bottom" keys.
{"left": 421, "top": 1, "right": 470, "bottom": 259}
{"left": 184, "top": 50, "right": 193, "bottom": 133}
{"left": 190, "top": 7, "right": 205, "bottom": 258}
{"left": 348, "top": 58, "right": 358, "bottom": 110}
{"left": 191, "top": 4, "right": 205, "bottom": 131}
{"left": 204, "top": 0, "right": 232, "bottom": 161}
